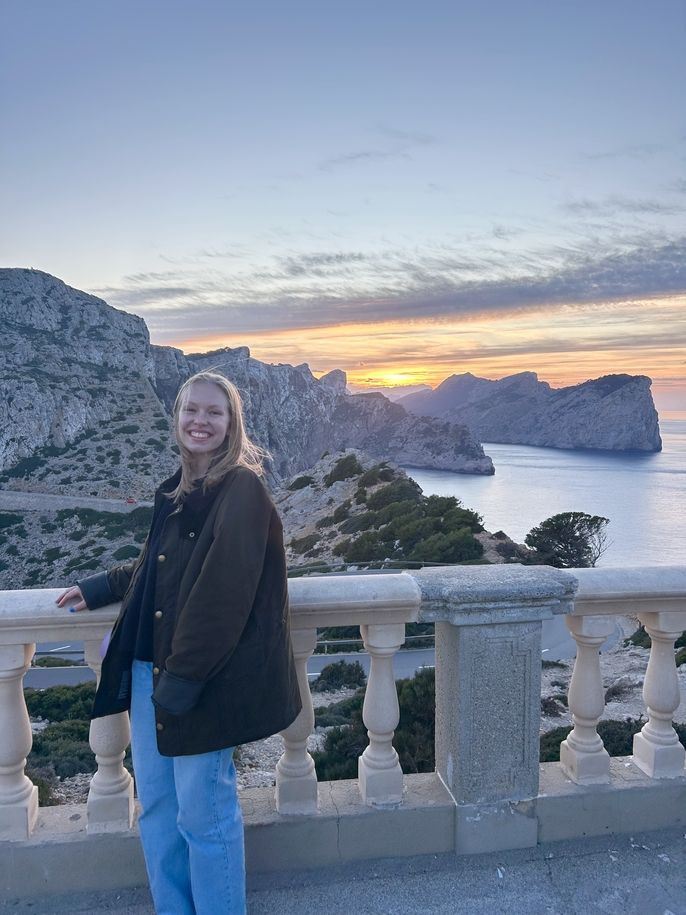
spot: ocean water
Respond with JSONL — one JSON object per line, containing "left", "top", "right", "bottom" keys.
{"left": 405, "top": 413, "right": 685, "bottom": 567}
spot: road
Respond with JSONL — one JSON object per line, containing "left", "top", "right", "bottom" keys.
{"left": 26, "top": 619, "right": 624, "bottom": 689}
{"left": 0, "top": 489, "right": 152, "bottom": 513}
{"left": 26, "top": 646, "right": 436, "bottom": 689}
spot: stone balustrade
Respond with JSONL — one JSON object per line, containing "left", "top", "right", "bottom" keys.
{"left": 1, "top": 565, "right": 685, "bottom": 868}
{"left": 561, "top": 566, "right": 686, "bottom": 784}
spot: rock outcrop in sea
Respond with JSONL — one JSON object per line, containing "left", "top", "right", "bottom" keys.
{"left": 0, "top": 269, "right": 493, "bottom": 492}
{"left": 398, "top": 371, "right": 662, "bottom": 452}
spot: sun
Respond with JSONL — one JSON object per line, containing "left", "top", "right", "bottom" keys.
{"left": 373, "top": 372, "right": 421, "bottom": 387}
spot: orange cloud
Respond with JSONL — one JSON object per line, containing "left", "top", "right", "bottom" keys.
{"left": 171, "top": 295, "right": 686, "bottom": 397}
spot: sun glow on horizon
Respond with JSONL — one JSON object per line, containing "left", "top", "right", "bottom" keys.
{"left": 167, "top": 294, "right": 686, "bottom": 407}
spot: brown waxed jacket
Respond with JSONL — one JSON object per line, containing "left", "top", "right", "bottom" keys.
{"left": 81, "top": 465, "right": 302, "bottom": 756}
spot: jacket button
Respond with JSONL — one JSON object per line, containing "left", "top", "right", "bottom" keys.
{"left": 156, "top": 722, "right": 164, "bottom": 731}
{"left": 158, "top": 554, "right": 166, "bottom": 562}
{"left": 188, "top": 531, "right": 195, "bottom": 539}
{"left": 154, "top": 610, "right": 163, "bottom": 619}
{"left": 153, "top": 666, "right": 160, "bottom": 675}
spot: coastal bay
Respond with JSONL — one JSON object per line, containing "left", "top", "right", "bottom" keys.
{"left": 406, "top": 414, "right": 686, "bottom": 568}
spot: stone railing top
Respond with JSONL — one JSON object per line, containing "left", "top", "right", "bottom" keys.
{"left": 409, "top": 564, "right": 577, "bottom": 626}
{"left": 570, "top": 565, "right": 686, "bottom": 616}
{"left": 287, "top": 572, "right": 421, "bottom": 628}
{"left": 0, "top": 573, "right": 423, "bottom": 643}
{"left": 0, "top": 588, "right": 119, "bottom": 644}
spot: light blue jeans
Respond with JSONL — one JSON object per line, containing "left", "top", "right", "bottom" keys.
{"left": 130, "top": 660, "right": 246, "bottom": 915}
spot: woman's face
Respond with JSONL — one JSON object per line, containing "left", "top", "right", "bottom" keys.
{"left": 177, "top": 381, "right": 231, "bottom": 469}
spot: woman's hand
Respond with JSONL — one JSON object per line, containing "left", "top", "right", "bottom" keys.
{"left": 56, "top": 586, "right": 89, "bottom": 613}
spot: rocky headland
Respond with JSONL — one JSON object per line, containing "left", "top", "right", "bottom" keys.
{"left": 0, "top": 268, "right": 493, "bottom": 495}
{"left": 399, "top": 371, "right": 662, "bottom": 452}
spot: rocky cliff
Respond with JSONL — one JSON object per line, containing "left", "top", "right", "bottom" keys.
{"left": 0, "top": 269, "right": 493, "bottom": 493}
{"left": 399, "top": 371, "right": 662, "bottom": 452}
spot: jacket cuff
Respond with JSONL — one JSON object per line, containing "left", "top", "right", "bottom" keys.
{"left": 152, "top": 670, "right": 206, "bottom": 716}
{"left": 76, "top": 571, "right": 115, "bottom": 611}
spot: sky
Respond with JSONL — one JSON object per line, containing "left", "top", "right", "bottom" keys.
{"left": 1, "top": 1, "right": 685, "bottom": 410}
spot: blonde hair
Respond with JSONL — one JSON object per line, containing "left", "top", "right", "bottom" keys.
{"left": 170, "top": 371, "right": 269, "bottom": 500}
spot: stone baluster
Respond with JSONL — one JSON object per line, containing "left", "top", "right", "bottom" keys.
{"left": 358, "top": 623, "right": 405, "bottom": 806}
{"left": 84, "top": 638, "right": 134, "bottom": 833}
{"left": 276, "top": 628, "right": 318, "bottom": 814}
{"left": 0, "top": 644, "right": 38, "bottom": 840}
{"left": 560, "top": 616, "right": 616, "bottom": 784}
{"left": 633, "top": 611, "right": 686, "bottom": 778}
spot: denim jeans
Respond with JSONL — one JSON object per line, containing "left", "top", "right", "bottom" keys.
{"left": 130, "top": 660, "right": 246, "bottom": 915}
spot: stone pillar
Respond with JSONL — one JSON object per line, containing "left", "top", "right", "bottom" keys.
{"left": 410, "top": 565, "right": 576, "bottom": 855}
{"left": 358, "top": 622, "right": 405, "bottom": 806}
{"left": 276, "top": 627, "right": 318, "bottom": 814}
{"left": 559, "top": 615, "right": 615, "bottom": 784}
{"left": 633, "top": 611, "right": 686, "bottom": 778}
{"left": 0, "top": 643, "right": 38, "bottom": 840}
{"left": 84, "top": 639, "right": 134, "bottom": 833}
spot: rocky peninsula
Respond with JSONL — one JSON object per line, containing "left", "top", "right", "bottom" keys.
{"left": 399, "top": 371, "right": 662, "bottom": 452}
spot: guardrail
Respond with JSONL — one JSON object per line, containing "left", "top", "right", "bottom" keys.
{"left": 1, "top": 565, "right": 684, "bottom": 855}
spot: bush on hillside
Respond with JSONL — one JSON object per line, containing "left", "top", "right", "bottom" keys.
{"left": 312, "top": 671, "right": 686, "bottom": 780}
{"left": 324, "top": 454, "right": 364, "bottom": 486}
{"left": 312, "top": 660, "right": 366, "bottom": 693}
{"left": 288, "top": 475, "right": 314, "bottom": 491}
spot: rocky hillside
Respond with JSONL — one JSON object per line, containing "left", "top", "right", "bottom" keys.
{"left": 276, "top": 451, "right": 526, "bottom": 570}
{"left": 399, "top": 371, "right": 662, "bottom": 452}
{"left": 0, "top": 269, "right": 493, "bottom": 495}
{"left": 0, "top": 450, "right": 523, "bottom": 591}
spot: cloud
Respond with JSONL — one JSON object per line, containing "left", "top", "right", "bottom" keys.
{"left": 317, "top": 123, "right": 435, "bottom": 172}
{"left": 581, "top": 142, "right": 664, "bottom": 161}
{"left": 563, "top": 195, "right": 684, "bottom": 216}
{"left": 279, "top": 251, "right": 368, "bottom": 276}
{"left": 95, "top": 234, "right": 686, "bottom": 344}
{"left": 318, "top": 148, "right": 412, "bottom": 171}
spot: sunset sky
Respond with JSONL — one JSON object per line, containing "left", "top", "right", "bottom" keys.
{"left": 2, "top": 1, "right": 685, "bottom": 410}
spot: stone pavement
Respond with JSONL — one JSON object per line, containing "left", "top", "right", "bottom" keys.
{"left": 2, "top": 827, "right": 684, "bottom": 914}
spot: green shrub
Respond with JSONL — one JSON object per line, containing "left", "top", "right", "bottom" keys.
{"left": 312, "top": 660, "right": 366, "bottom": 693}
{"left": 25, "top": 683, "right": 96, "bottom": 722}
{"left": 290, "top": 533, "right": 320, "bottom": 554}
{"left": 366, "top": 479, "right": 422, "bottom": 510}
{"left": 324, "top": 454, "right": 364, "bottom": 487}
{"left": 315, "top": 691, "right": 365, "bottom": 727}
{"left": 624, "top": 625, "right": 651, "bottom": 648}
{"left": 29, "top": 720, "right": 95, "bottom": 777}
{"left": 408, "top": 528, "right": 483, "bottom": 564}
{"left": 312, "top": 696, "right": 368, "bottom": 781}
{"left": 113, "top": 425, "right": 140, "bottom": 434}
{"left": 112, "top": 544, "right": 139, "bottom": 561}
{"left": 394, "top": 668, "right": 436, "bottom": 773}
{"left": 332, "top": 500, "right": 352, "bottom": 523}
{"left": 26, "top": 766, "right": 60, "bottom": 806}
{"left": 316, "top": 515, "right": 335, "bottom": 530}
{"left": 339, "top": 512, "right": 377, "bottom": 535}
{"left": 337, "top": 530, "right": 389, "bottom": 563}
{"left": 0, "top": 512, "right": 22, "bottom": 530}
{"left": 288, "top": 475, "right": 315, "bottom": 491}
{"left": 33, "top": 657, "right": 83, "bottom": 667}
{"left": 358, "top": 464, "right": 395, "bottom": 487}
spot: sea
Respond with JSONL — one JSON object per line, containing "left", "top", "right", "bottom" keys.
{"left": 405, "top": 412, "right": 685, "bottom": 568}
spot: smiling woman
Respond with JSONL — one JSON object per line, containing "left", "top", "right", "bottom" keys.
{"left": 55, "top": 369, "right": 302, "bottom": 915}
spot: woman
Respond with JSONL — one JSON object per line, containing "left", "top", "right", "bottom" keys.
{"left": 57, "top": 371, "right": 302, "bottom": 915}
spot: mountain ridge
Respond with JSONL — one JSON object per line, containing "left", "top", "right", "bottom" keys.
{"left": 0, "top": 269, "right": 493, "bottom": 491}
{"left": 399, "top": 370, "right": 661, "bottom": 452}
